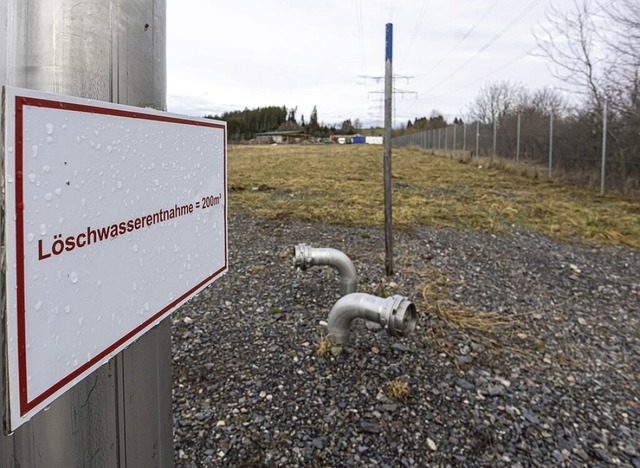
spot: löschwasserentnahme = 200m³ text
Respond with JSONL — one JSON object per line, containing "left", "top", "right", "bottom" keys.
{"left": 36, "top": 194, "right": 222, "bottom": 261}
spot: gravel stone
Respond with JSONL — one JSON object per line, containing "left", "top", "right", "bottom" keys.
{"left": 455, "top": 378, "right": 475, "bottom": 390}
{"left": 172, "top": 214, "right": 640, "bottom": 467}
{"left": 360, "top": 421, "right": 381, "bottom": 434}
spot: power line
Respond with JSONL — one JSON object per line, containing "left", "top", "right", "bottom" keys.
{"left": 431, "top": 50, "right": 533, "bottom": 100}
{"left": 396, "top": 0, "right": 615, "bottom": 123}
{"left": 413, "top": 0, "right": 608, "bottom": 104}
{"left": 425, "top": 0, "right": 544, "bottom": 94}
{"left": 355, "top": 0, "right": 367, "bottom": 77}
{"left": 399, "top": 0, "right": 431, "bottom": 70}
{"left": 399, "top": 48, "right": 533, "bottom": 121}
{"left": 427, "top": 0, "right": 503, "bottom": 76}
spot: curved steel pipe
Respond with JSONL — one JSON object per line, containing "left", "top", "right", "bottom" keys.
{"left": 327, "top": 293, "right": 418, "bottom": 346}
{"left": 293, "top": 243, "right": 357, "bottom": 295}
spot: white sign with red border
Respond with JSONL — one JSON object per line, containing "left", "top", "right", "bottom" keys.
{"left": 3, "top": 86, "right": 227, "bottom": 431}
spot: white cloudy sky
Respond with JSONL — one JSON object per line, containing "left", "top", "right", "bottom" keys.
{"left": 167, "top": 0, "right": 576, "bottom": 127}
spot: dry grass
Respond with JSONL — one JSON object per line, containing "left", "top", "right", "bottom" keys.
{"left": 314, "top": 335, "right": 332, "bottom": 358}
{"left": 417, "top": 267, "right": 517, "bottom": 353}
{"left": 228, "top": 144, "right": 640, "bottom": 249}
{"left": 385, "top": 380, "right": 410, "bottom": 401}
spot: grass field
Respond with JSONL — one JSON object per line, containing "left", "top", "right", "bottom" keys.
{"left": 228, "top": 144, "right": 640, "bottom": 249}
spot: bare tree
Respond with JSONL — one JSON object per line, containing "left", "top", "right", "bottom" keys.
{"left": 603, "top": 0, "right": 640, "bottom": 118}
{"left": 518, "top": 87, "right": 569, "bottom": 117}
{"left": 606, "top": 0, "right": 640, "bottom": 71}
{"left": 533, "top": 0, "right": 611, "bottom": 110}
{"left": 467, "top": 80, "right": 524, "bottom": 123}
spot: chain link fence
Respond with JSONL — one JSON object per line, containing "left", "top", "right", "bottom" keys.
{"left": 392, "top": 105, "right": 640, "bottom": 197}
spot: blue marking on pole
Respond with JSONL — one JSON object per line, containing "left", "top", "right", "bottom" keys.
{"left": 385, "top": 23, "right": 393, "bottom": 62}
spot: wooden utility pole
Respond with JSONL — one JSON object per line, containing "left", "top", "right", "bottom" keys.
{"left": 383, "top": 23, "right": 394, "bottom": 276}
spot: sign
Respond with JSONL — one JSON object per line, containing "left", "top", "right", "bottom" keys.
{"left": 2, "top": 87, "right": 227, "bottom": 430}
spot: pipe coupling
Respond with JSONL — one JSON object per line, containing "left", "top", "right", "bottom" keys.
{"left": 292, "top": 243, "right": 313, "bottom": 270}
{"left": 327, "top": 293, "right": 418, "bottom": 345}
{"left": 383, "top": 295, "right": 419, "bottom": 338}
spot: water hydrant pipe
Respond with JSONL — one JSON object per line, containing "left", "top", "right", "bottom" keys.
{"left": 293, "top": 243, "right": 357, "bottom": 295}
{"left": 327, "top": 293, "right": 418, "bottom": 346}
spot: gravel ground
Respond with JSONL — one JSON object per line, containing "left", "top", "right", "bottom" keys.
{"left": 172, "top": 214, "right": 639, "bottom": 467}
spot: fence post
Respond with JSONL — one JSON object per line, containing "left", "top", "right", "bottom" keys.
{"left": 516, "top": 113, "right": 521, "bottom": 166}
{"left": 475, "top": 121, "right": 480, "bottom": 157}
{"left": 601, "top": 100, "right": 608, "bottom": 194}
{"left": 548, "top": 112, "right": 554, "bottom": 179}
{"left": 463, "top": 123, "right": 467, "bottom": 151}
{"left": 492, "top": 119, "right": 497, "bottom": 161}
{"left": 453, "top": 124, "right": 457, "bottom": 151}
{"left": 438, "top": 128, "right": 442, "bottom": 149}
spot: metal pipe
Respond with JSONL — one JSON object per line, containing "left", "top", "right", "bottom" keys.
{"left": 327, "top": 293, "right": 418, "bottom": 346}
{"left": 293, "top": 243, "right": 357, "bottom": 295}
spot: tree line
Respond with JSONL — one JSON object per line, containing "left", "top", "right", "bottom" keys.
{"left": 206, "top": 105, "right": 364, "bottom": 142}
